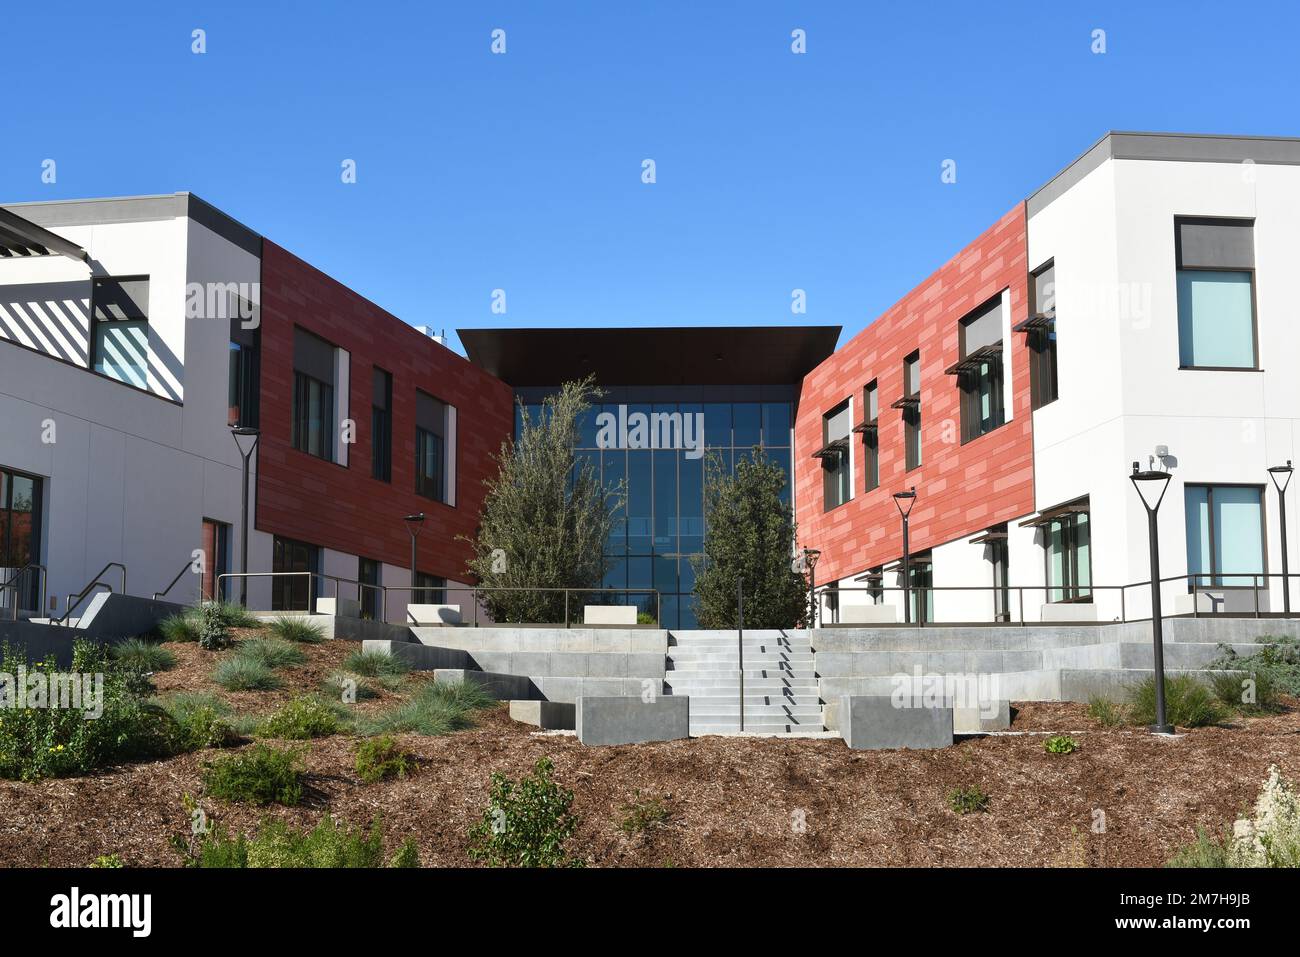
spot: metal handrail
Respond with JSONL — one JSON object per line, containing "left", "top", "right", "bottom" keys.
{"left": 54, "top": 562, "right": 126, "bottom": 625}
{"left": 0, "top": 563, "right": 47, "bottom": 621}
{"left": 154, "top": 559, "right": 199, "bottom": 602}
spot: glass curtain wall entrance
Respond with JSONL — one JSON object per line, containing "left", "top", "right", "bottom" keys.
{"left": 515, "top": 385, "right": 796, "bottom": 629}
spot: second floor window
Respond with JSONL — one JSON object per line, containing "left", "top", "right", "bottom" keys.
{"left": 1175, "top": 217, "right": 1256, "bottom": 370}
{"left": 1028, "top": 261, "right": 1058, "bottom": 408}
{"left": 416, "top": 391, "right": 448, "bottom": 503}
{"left": 860, "top": 380, "right": 879, "bottom": 491}
{"left": 952, "top": 293, "right": 1006, "bottom": 443}
{"left": 90, "top": 277, "right": 150, "bottom": 390}
{"left": 291, "top": 327, "right": 336, "bottom": 461}
{"left": 901, "top": 351, "right": 922, "bottom": 470}
{"left": 371, "top": 367, "right": 392, "bottom": 481}
{"left": 818, "top": 399, "right": 852, "bottom": 510}
{"left": 228, "top": 311, "right": 260, "bottom": 428}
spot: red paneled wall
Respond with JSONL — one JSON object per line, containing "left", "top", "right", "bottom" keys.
{"left": 255, "top": 241, "right": 514, "bottom": 582}
{"left": 794, "top": 204, "right": 1034, "bottom": 585}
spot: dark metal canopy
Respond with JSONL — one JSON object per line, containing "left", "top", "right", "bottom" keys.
{"left": 810, "top": 437, "right": 849, "bottom": 461}
{"left": 1012, "top": 313, "right": 1054, "bottom": 334}
{"left": 0, "top": 207, "right": 88, "bottom": 261}
{"left": 943, "top": 342, "right": 1002, "bottom": 376}
{"left": 459, "top": 325, "right": 841, "bottom": 387}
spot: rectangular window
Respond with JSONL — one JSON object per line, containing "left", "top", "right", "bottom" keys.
{"left": 907, "top": 555, "right": 933, "bottom": 624}
{"left": 90, "top": 277, "right": 149, "bottom": 389}
{"left": 820, "top": 399, "right": 852, "bottom": 510}
{"left": 1175, "top": 217, "right": 1256, "bottom": 369}
{"left": 0, "top": 468, "right": 43, "bottom": 613}
{"left": 955, "top": 295, "right": 1006, "bottom": 443}
{"left": 272, "top": 535, "right": 319, "bottom": 612}
{"left": 228, "top": 313, "right": 260, "bottom": 428}
{"left": 413, "top": 571, "right": 446, "bottom": 605}
{"left": 1045, "top": 509, "right": 1091, "bottom": 603}
{"left": 371, "top": 367, "right": 392, "bottom": 481}
{"left": 415, "top": 391, "right": 447, "bottom": 503}
{"left": 1184, "top": 484, "right": 1265, "bottom": 588}
{"left": 903, "top": 351, "right": 922, "bottom": 470}
{"left": 292, "top": 328, "right": 336, "bottom": 460}
{"left": 987, "top": 525, "right": 1010, "bottom": 621}
{"left": 1029, "top": 261, "right": 1058, "bottom": 408}
{"left": 358, "top": 557, "right": 381, "bottom": 620}
{"left": 862, "top": 380, "right": 879, "bottom": 491}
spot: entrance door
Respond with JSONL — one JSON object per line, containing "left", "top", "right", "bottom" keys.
{"left": 272, "top": 536, "right": 319, "bottom": 611}
{"left": 0, "top": 468, "right": 43, "bottom": 614}
{"left": 201, "top": 520, "right": 231, "bottom": 602}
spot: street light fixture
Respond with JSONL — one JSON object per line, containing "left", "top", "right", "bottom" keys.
{"left": 893, "top": 487, "right": 917, "bottom": 624}
{"left": 1130, "top": 462, "right": 1174, "bottom": 734}
{"left": 803, "top": 547, "right": 821, "bottom": 627}
{"left": 1268, "top": 460, "right": 1294, "bottom": 614}
{"left": 404, "top": 513, "right": 426, "bottom": 598}
{"left": 230, "top": 426, "right": 260, "bottom": 607}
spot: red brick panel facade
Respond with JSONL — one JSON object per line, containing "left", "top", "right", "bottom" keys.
{"left": 256, "top": 241, "right": 514, "bottom": 582}
{"left": 794, "top": 204, "right": 1034, "bottom": 585}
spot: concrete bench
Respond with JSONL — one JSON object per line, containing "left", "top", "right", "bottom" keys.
{"left": 583, "top": 604, "right": 638, "bottom": 626}
{"left": 316, "top": 597, "right": 361, "bottom": 619}
{"left": 838, "top": 604, "right": 898, "bottom": 625}
{"left": 407, "top": 603, "right": 462, "bottom": 625}
{"left": 838, "top": 695, "right": 953, "bottom": 750}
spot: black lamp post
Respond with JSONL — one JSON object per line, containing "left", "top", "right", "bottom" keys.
{"left": 893, "top": 487, "right": 917, "bottom": 623}
{"left": 404, "top": 513, "right": 425, "bottom": 598}
{"left": 803, "top": 548, "right": 821, "bottom": 627}
{"left": 230, "top": 426, "right": 260, "bottom": 607}
{"left": 1268, "top": 461, "right": 1293, "bottom": 614}
{"left": 1130, "top": 462, "right": 1174, "bottom": 734}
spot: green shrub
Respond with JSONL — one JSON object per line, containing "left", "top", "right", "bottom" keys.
{"left": 1087, "top": 695, "right": 1128, "bottom": 727}
{"left": 322, "top": 671, "right": 379, "bottom": 702}
{"left": 1210, "top": 669, "right": 1280, "bottom": 715}
{"left": 619, "top": 791, "right": 671, "bottom": 834}
{"left": 468, "top": 757, "right": 583, "bottom": 867}
{"left": 212, "top": 657, "right": 281, "bottom": 692}
{"left": 1167, "top": 827, "right": 1231, "bottom": 868}
{"left": 343, "top": 649, "right": 410, "bottom": 678}
{"left": 155, "top": 692, "right": 240, "bottom": 751}
{"left": 355, "top": 735, "right": 413, "bottom": 783}
{"left": 266, "top": 616, "right": 326, "bottom": 644}
{"left": 946, "top": 785, "right": 990, "bottom": 815}
{"left": 209, "top": 601, "right": 263, "bottom": 630}
{"left": 257, "top": 696, "right": 340, "bottom": 740}
{"left": 202, "top": 744, "right": 305, "bottom": 805}
{"left": 235, "top": 637, "right": 306, "bottom": 669}
{"left": 111, "top": 637, "right": 176, "bottom": 673}
{"left": 1210, "top": 636, "right": 1300, "bottom": 698}
{"left": 1045, "top": 734, "right": 1079, "bottom": 754}
{"left": 362, "top": 680, "right": 491, "bottom": 736}
{"left": 197, "top": 602, "right": 234, "bottom": 651}
{"left": 636, "top": 612, "right": 656, "bottom": 625}
{"left": 0, "top": 640, "right": 175, "bottom": 781}
{"left": 388, "top": 839, "right": 421, "bottom": 868}
{"left": 1128, "top": 675, "right": 1227, "bottom": 729}
{"left": 158, "top": 613, "right": 200, "bottom": 643}
{"left": 90, "top": 854, "right": 124, "bottom": 868}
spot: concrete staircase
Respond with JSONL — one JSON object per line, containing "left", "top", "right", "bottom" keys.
{"left": 665, "top": 629, "right": 823, "bottom": 735}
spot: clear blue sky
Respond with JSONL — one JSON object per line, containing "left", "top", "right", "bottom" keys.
{"left": 4, "top": 1, "right": 1297, "bottom": 355}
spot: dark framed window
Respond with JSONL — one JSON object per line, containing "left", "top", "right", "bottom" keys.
{"left": 1174, "top": 217, "right": 1257, "bottom": 370}
{"left": 1184, "top": 484, "right": 1265, "bottom": 588}
{"left": 954, "top": 294, "right": 1006, "bottom": 443}
{"left": 987, "top": 526, "right": 1010, "bottom": 622}
{"left": 1028, "top": 261, "right": 1058, "bottom": 408}
{"left": 907, "top": 555, "right": 933, "bottom": 624}
{"left": 819, "top": 399, "right": 852, "bottom": 510}
{"left": 862, "top": 380, "right": 879, "bottom": 491}
{"left": 0, "top": 468, "right": 43, "bottom": 613}
{"left": 903, "top": 351, "right": 922, "bottom": 470}
{"left": 291, "top": 328, "right": 336, "bottom": 460}
{"left": 272, "top": 535, "right": 319, "bottom": 612}
{"left": 371, "top": 367, "right": 392, "bottom": 481}
{"left": 90, "top": 277, "right": 150, "bottom": 389}
{"left": 358, "top": 557, "right": 381, "bottom": 620}
{"left": 415, "top": 391, "right": 447, "bottom": 503}
{"left": 228, "top": 313, "right": 260, "bottom": 428}
{"left": 413, "top": 571, "right": 446, "bottom": 605}
{"left": 1045, "top": 508, "right": 1091, "bottom": 603}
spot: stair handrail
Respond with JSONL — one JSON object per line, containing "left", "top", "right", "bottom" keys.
{"left": 55, "top": 562, "right": 127, "bottom": 626}
{"left": 0, "top": 563, "right": 47, "bottom": 621}
{"left": 154, "top": 559, "right": 198, "bottom": 602}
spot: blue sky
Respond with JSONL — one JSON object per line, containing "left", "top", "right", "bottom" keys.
{"left": 4, "top": 1, "right": 1297, "bottom": 355}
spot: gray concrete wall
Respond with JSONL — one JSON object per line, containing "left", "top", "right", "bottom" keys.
{"left": 361, "top": 640, "right": 472, "bottom": 670}
{"left": 0, "top": 621, "right": 94, "bottom": 667}
{"left": 839, "top": 695, "right": 953, "bottom": 750}
{"left": 575, "top": 695, "right": 690, "bottom": 746}
{"left": 434, "top": 669, "right": 534, "bottom": 700}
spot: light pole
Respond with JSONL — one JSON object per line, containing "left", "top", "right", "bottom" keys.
{"left": 404, "top": 513, "right": 425, "bottom": 599}
{"left": 894, "top": 487, "right": 917, "bottom": 623}
{"left": 1130, "top": 462, "right": 1174, "bottom": 734}
{"left": 230, "top": 426, "right": 260, "bottom": 607}
{"left": 803, "top": 547, "right": 821, "bottom": 627}
{"left": 1268, "top": 461, "right": 1293, "bottom": 614}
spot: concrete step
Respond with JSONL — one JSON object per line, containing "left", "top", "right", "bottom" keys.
{"left": 667, "top": 652, "right": 815, "bottom": 662}
{"left": 691, "top": 721, "right": 825, "bottom": 734}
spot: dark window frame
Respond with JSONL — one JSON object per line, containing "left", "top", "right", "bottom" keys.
{"left": 1183, "top": 482, "right": 1268, "bottom": 589}
{"left": 89, "top": 275, "right": 150, "bottom": 390}
{"left": 903, "top": 351, "right": 922, "bottom": 471}
{"left": 371, "top": 366, "right": 392, "bottom": 482}
{"left": 1174, "top": 216, "right": 1260, "bottom": 372}
{"left": 291, "top": 370, "right": 335, "bottom": 460}
{"left": 821, "top": 398, "right": 852, "bottom": 512}
{"left": 1044, "top": 509, "right": 1092, "bottom": 603}
{"left": 862, "top": 379, "right": 880, "bottom": 492}
{"left": 1028, "top": 260, "right": 1059, "bottom": 409}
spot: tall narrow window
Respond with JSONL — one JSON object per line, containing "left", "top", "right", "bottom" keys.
{"left": 899, "top": 351, "right": 922, "bottom": 470}
{"left": 1184, "top": 485, "right": 1265, "bottom": 588}
{"left": 1045, "top": 506, "right": 1091, "bottom": 603}
{"left": 201, "top": 519, "right": 231, "bottom": 601}
{"left": 857, "top": 380, "right": 879, "bottom": 491}
{"left": 228, "top": 311, "right": 260, "bottom": 428}
{"left": 371, "top": 367, "right": 392, "bottom": 481}
{"left": 0, "top": 468, "right": 43, "bottom": 613}
{"left": 292, "top": 328, "right": 336, "bottom": 460}
{"left": 358, "top": 557, "right": 381, "bottom": 620}
{"left": 1027, "top": 261, "right": 1058, "bottom": 408}
{"left": 91, "top": 277, "right": 149, "bottom": 389}
{"left": 950, "top": 294, "right": 1005, "bottom": 442}
{"left": 1175, "top": 217, "right": 1256, "bottom": 369}
{"left": 817, "top": 399, "right": 852, "bottom": 510}
{"left": 416, "top": 391, "right": 447, "bottom": 503}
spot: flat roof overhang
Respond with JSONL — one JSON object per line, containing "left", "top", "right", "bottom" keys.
{"left": 0, "top": 207, "right": 88, "bottom": 262}
{"left": 459, "top": 325, "right": 841, "bottom": 387}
